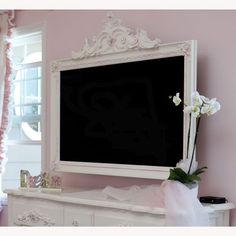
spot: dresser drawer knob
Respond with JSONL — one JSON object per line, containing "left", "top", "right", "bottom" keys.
{"left": 72, "top": 220, "right": 80, "bottom": 226}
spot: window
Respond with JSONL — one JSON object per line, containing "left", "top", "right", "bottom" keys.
{"left": 9, "top": 31, "right": 42, "bottom": 142}
{"left": 2, "top": 27, "right": 44, "bottom": 191}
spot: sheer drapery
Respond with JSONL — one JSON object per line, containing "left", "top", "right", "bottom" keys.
{"left": 0, "top": 10, "right": 15, "bottom": 210}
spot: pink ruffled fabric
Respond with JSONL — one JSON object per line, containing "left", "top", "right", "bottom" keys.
{"left": 0, "top": 11, "right": 15, "bottom": 174}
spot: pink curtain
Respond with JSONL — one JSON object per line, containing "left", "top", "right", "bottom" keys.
{"left": 0, "top": 11, "right": 14, "bottom": 175}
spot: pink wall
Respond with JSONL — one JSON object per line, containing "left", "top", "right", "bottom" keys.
{"left": 0, "top": 206, "right": 7, "bottom": 226}
{"left": 3, "top": 10, "right": 236, "bottom": 225}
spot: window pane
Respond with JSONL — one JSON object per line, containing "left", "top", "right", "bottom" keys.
{"left": 23, "top": 79, "right": 41, "bottom": 104}
{"left": 12, "top": 35, "right": 42, "bottom": 66}
{"left": 14, "top": 67, "right": 41, "bottom": 105}
{"left": 27, "top": 121, "right": 41, "bottom": 133}
{"left": 23, "top": 104, "right": 41, "bottom": 116}
{"left": 25, "top": 67, "right": 41, "bottom": 80}
{"left": 8, "top": 104, "right": 41, "bottom": 141}
{"left": 24, "top": 44, "right": 42, "bottom": 63}
{"left": 9, "top": 34, "right": 42, "bottom": 143}
{"left": 15, "top": 67, "right": 41, "bottom": 81}
{"left": 8, "top": 118, "right": 41, "bottom": 141}
{"left": 14, "top": 104, "right": 41, "bottom": 117}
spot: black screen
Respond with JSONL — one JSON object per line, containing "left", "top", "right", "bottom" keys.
{"left": 60, "top": 56, "right": 184, "bottom": 167}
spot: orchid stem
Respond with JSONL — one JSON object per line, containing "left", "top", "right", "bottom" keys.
{"left": 186, "top": 113, "right": 191, "bottom": 160}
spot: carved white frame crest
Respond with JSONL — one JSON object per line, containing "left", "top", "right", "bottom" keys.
{"left": 71, "top": 13, "right": 161, "bottom": 59}
{"left": 50, "top": 13, "right": 197, "bottom": 179}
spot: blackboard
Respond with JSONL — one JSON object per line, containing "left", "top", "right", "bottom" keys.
{"left": 60, "top": 56, "right": 184, "bottom": 167}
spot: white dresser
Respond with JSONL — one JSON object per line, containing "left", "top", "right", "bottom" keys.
{"left": 5, "top": 188, "right": 235, "bottom": 226}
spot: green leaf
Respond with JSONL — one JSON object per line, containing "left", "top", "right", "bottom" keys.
{"left": 167, "top": 166, "right": 207, "bottom": 184}
{"left": 167, "top": 168, "right": 189, "bottom": 183}
{"left": 172, "top": 168, "right": 188, "bottom": 178}
{"left": 186, "top": 174, "right": 201, "bottom": 182}
{"left": 168, "top": 169, "right": 182, "bottom": 181}
{"left": 192, "top": 166, "right": 208, "bottom": 175}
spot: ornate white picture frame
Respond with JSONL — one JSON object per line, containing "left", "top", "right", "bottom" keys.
{"left": 50, "top": 13, "right": 197, "bottom": 179}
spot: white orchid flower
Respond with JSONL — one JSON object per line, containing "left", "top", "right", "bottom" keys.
{"left": 192, "top": 91, "right": 203, "bottom": 107}
{"left": 201, "top": 103, "right": 210, "bottom": 114}
{"left": 172, "top": 91, "right": 220, "bottom": 118}
{"left": 200, "top": 98, "right": 219, "bottom": 115}
{"left": 169, "top": 91, "right": 221, "bottom": 181}
{"left": 176, "top": 159, "right": 198, "bottom": 174}
{"left": 173, "top": 92, "right": 182, "bottom": 106}
{"left": 200, "top": 95, "right": 210, "bottom": 104}
{"left": 192, "top": 106, "right": 201, "bottom": 118}
{"left": 183, "top": 105, "right": 192, "bottom": 114}
{"left": 207, "top": 99, "right": 221, "bottom": 116}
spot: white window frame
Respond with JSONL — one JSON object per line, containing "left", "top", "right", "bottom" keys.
{"left": 12, "top": 52, "right": 42, "bottom": 143}
{"left": 9, "top": 23, "right": 46, "bottom": 169}
{"left": 1, "top": 23, "right": 47, "bottom": 200}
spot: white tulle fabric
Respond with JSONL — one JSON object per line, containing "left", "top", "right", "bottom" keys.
{"left": 102, "top": 181, "right": 209, "bottom": 226}
{"left": 103, "top": 185, "right": 164, "bottom": 207}
{"left": 161, "top": 180, "right": 209, "bottom": 226}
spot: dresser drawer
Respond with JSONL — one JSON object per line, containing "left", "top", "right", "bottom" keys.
{"left": 64, "top": 206, "right": 93, "bottom": 226}
{"left": 94, "top": 210, "right": 165, "bottom": 226}
{"left": 11, "top": 197, "right": 63, "bottom": 226}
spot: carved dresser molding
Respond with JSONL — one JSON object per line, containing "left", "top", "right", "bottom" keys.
{"left": 15, "top": 209, "right": 55, "bottom": 226}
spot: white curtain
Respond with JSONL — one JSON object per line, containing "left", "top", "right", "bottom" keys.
{"left": 0, "top": 10, "right": 14, "bottom": 211}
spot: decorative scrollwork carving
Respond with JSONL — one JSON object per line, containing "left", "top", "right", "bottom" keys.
{"left": 178, "top": 42, "right": 191, "bottom": 56}
{"left": 72, "top": 12, "right": 161, "bottom": 59}
{"left": 15, "top": 209, "right": 55, "bottom": 226}
{"left": 51, "top": 62, "right": 59, "bottom": 72}
{"left": 50, "top": 160, "right": 60, "bottom": 171}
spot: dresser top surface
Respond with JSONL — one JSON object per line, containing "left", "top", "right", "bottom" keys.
{"left": 5, "top": 188, "right": 235, "bottom": 215}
